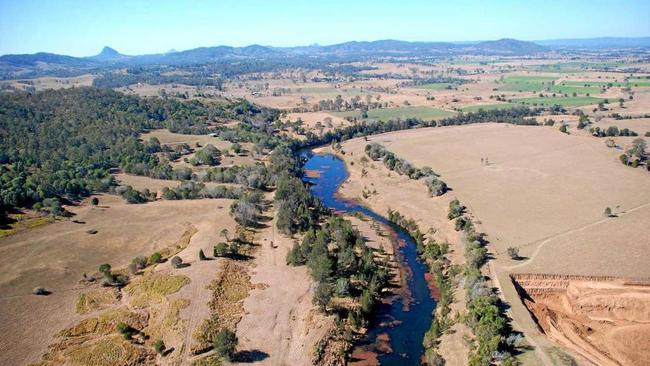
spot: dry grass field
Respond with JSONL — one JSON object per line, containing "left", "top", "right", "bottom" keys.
{"left": 360, "top": 123, "right": 650, "bottom": 277}
{"left": 331, "top": 121, "right": 649, "bottom": 364}
{"left": 2, "top": 74, "right": 95, "bottom": 91}
{"left": 0, "top": 194, "right": 237, "bottom": 365}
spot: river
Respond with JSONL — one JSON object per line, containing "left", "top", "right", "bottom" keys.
{"left": 303, "top": 152, "right": 436, "bottom": 365}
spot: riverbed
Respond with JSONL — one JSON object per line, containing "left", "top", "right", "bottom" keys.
{"left": 303, "top": 152, "right": 436, "bottom": 365}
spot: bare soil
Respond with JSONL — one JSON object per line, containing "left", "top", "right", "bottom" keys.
{"left": 513, "top": 274, "right": 650, "bottom": 366}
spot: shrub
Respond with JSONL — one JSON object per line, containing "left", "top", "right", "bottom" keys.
{"left": 199, "top": 249, "right": 207, "bottom": 260}
{"left": 619, "top": 154, "right": 629, "bottom": 166}
{"left": 213, "top": 328, "right": 237, "bottom": 361}
{"left": 448, "top": 199, "right": 465, "bottom": 219}
{"left": 33, "top": 287, "right": 49, "bottom": 295}
{"left": 131, "top": 256, "right": 148, "bottom": 271}
{"left": 604, "top": 207, "right": 613, "bottom": 217}
{"left": 150, "top": 252, "right": 163, "bottom": 264}
{"left": 90, "top": 197, "right": 99, "bottom": 206}
{"left": 116, "top": 322, "right": 137, "bottom": 340}
{"left": 154, "top": 339, "right": 166, "bottom": 355}
{"left": 507, "top": 247, "right": 520, "bottom": 260}
{"left": 286, "top": 242, "right": 306, "bottom": 265}
{"left": 170, "top": 256, "right": 183, "bottom": 268}
{"left": 214, "top": 242, "right": 229, "bottom": 257}
{"left": 99, "top": 263, "right": 112, "bottom": 275}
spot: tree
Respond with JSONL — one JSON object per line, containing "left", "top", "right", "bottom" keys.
{"left": 286, "top": 242, "right": 306, "bottom": 265}
{"left": 213, "top": 328, "right": 238, "bottom": 361}
{"left": 190, "top": 144, "right": 221, "bottom": 166}
{"left": 507, "top": 247, "right": 520, "bottom": 260}
{"left": 627, "top": 138, "right": 647, "bottom": 159}
{"left": 231, "top": 199, "right": 259, "bottom": 228}
{"left": 199, "top": 249, "right": 207, "bottom": 260}
{"left": 170, "top": 256, "right": 183, "bottom": 268}
{"left": 313, "top": 282, "right": 333, "bottom": 310}
{"left": 214, "top": 242, "right": 229, "bottom": 257}
{"left": 99, "top": 263, "right": 112, "bottom": 275}
{"left": 220, "top": 228, "right": 230, "bottom": 242}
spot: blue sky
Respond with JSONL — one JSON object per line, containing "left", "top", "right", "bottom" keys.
{"left": 1, "top": 0, "right": 649, "bottom": 56}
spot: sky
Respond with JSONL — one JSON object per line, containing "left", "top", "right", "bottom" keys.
{"left": 1, "top": 0, "right": 649, "bottom": 56}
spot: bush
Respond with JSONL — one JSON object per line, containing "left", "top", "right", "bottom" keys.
{"left": 154, "top": 339, "right": 166, "bottom": 355}
{"left": 150, "top": 252, "right": 163, "bottom": 264}
{"left": 116, "top": 322, "right": 137, "bottom": 340}
{"left": 507, "top": 247, "right": 520, "bottom": 260}
{"left": 448, "top": 199, "right": 465, "bottom": 220}
{"left": 286, "top": 242, "right": 306, "bottom": 265}
{"left": 131, "top": 256, "right": 148, "bottom": 271}
{"left": 170, "top": 256, "right": 183, "bottom": 268}
{"left": 199, "top": 249, "right": 207, "bottom": 260}
{"left": 604, "top": 207, "right": 613, "bottom": 217}
{"left": 32, "top": 287, "right": 49, "bottom": 295}
{"left": 214, "top": 242, "right": 229, "bottom": 257}
{"left": 90, "top": 197, "right": 99, "bottom": 206}
{"left": 99, "top": 263, "right": 112, "bottom": 275}
{"left": 213, "top": 328, "right": 237, "bottom": 361}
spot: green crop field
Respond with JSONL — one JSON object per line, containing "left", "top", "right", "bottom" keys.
{"left": 513, "top": 96, "right": 604, "bottom": 107}
{"left": 497, "top": 76, "right": 559, "bottom": 92}
{"left": 460, "top": 103, "right": 517, "bottom": 112}
{"left": 332, "top": 106, "right": 456, "bottom": 121}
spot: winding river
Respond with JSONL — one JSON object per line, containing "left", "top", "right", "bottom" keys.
{"left": 303, "top": 152, "right": 436, "bottom": 365}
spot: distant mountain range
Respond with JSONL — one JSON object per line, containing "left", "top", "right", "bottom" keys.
{"left": 1, "top": 37, "right": 648, "bottom": 79}
{"left": 1, "top": 38, "right": 547, "bottom": 68}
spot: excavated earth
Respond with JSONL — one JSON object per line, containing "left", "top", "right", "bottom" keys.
{"left": 512, "top": 274, "right": 650, "bottom": 366}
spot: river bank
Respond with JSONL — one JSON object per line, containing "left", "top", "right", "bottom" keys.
{"left": 311, "top": 145, "right": 473, "bottom": 365}
{"left": 303, "top": 152, "right": 438, "bottom": 365}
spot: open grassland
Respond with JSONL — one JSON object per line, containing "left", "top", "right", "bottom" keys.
{"left": 332, "top": 106, "right": 455, "bottom": 121}
{"left": 354, "top": 123, "right": 650, "bottom": 277}
{"left": 0, "top": 194, "right": 236, "bottom": 366}
{"left": 412, "top": 83, "right": 453, "bottom": 90}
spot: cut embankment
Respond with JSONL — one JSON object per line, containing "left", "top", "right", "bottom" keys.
{"left": 511, "top": 274, "right": 650, "bottom": 366}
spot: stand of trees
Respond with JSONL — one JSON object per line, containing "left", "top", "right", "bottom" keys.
{"left": 0, "top": 87, "right": 281, "bottom": 214}
{"left": 286, "top": 216, "right": 389, "bottom": 326}
{"left": 449, "top": 200, "right": 519, "bottom": 366}
{"left": 365, "top": 143, "right": 447, "bottom": 196}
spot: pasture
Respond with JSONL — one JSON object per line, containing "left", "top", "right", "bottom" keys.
{"left": 0, "top": 194, "right": 237, "bottom": 365}
{"left": 350, "top": 123, "right": 650, "bottom": 277}
{"left": 332, "top": 106, "right": 455, "bottom": 121}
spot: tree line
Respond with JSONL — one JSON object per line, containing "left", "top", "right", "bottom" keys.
{"left": 365, "top": 143, "right": 448, "bottom": 196}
